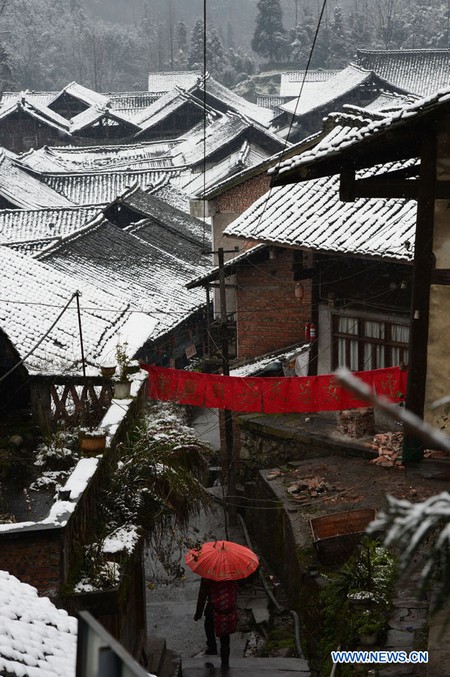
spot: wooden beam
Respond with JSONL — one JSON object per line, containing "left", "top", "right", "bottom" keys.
{"left": 352, "top": 176, "right": 419, "bottom": 199}
{"left": 403, "top": 130, "right": 437, "bottom": 462}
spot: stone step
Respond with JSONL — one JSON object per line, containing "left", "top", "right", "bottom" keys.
{"left": 159, "top": 647, "right": 182, "bottom": 677}
{"left": 146, "top": 636, "right": 168, "bottom": 675}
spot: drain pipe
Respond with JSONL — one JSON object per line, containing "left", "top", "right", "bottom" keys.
{"left": 236, "top": 512, "right": 304, "bottom": 659}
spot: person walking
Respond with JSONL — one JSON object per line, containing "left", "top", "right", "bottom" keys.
{"left": 194, "top": 576, "right": 238, "bottom": 669}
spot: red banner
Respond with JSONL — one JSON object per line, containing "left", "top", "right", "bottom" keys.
{"left": 142, "top": 365, "right": 407, "bottom": 414}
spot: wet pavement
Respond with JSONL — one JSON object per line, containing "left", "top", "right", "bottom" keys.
{"left": 144, "top": 489, "right": 310, "bottom": 676}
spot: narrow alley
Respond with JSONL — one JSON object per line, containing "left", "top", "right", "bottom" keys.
{"left": 145, "top": 490, "right": 310, "bottom": 676}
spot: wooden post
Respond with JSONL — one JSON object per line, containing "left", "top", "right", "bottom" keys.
{"left": 30, "top": 380, "right": 52, "bottom": 436}
{"left": 402, "top": 131, "right": 437, "bottom": 463}
{"left": 218, "top": 247, "right": 237, "bottom": 526}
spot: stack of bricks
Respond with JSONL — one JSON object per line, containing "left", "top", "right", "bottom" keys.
{"left": 337, "top": 408, "right": 375, "bottom": 438}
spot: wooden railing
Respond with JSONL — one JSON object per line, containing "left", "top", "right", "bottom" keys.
{"left": 30, "top": 375, "right": 114, "bottom": 432}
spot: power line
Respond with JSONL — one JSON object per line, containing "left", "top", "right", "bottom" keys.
{"left": 0, "top": 292, "right": 77, "bottom": 385}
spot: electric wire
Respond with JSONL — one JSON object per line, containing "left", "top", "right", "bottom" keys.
{"left": 0, "top": 292, "right": 77, "bottom": 386}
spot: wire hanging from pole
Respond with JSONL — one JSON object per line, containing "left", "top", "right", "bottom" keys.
{"left": 75, "top": 290, "right": 87, "bottom": 379}
{"left": 201, "top": 0, "right": 208, "bottom": 253}
{"left": 0, "top": 292, "right": 77, "bottom": 385}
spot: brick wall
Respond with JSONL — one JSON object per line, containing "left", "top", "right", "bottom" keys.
{"left": 215, "top": 173, "right": 271, "bottom": 215}
{"left": 0, "top": 529, "right": 62, "bottom": 598}
{"left": 235, "top": 248, "right": 312, "bottom": 359}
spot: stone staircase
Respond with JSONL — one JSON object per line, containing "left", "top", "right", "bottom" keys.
{"left": 146, "top": 636, "right": 182, "bottom": 677}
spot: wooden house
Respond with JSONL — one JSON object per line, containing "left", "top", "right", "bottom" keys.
{"left": 272, "top": 63, "right": 415, "bottom": 142}
{"left": 269, "top": 87, "right": 450, "bottom": 459}
{"left": 0, "top": 96, "right": 71, "bottom": 153}
{"left": 356, "top": 48, "right": 450, "bottom": 97}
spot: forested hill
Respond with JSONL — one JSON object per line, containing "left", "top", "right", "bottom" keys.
{"left": 0, "top": 0, "right": 448, "bottom": 94}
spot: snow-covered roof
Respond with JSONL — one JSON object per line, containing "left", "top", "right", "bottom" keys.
{"left": 1, "top": 90, "right": 55, "bottom": 108}
{"left": 117, "top": 186, "right": 210, "bottom": 263}
{"left": 0, "top": 570, "right": 77, "bottom": 677}
{"left": 170, "top": 112, "right": 285, "bottom": 168}
{"left": 280, "top": 64, "right": 408, "bottom": 117}
{"left": 0, "top": 205, "right": 98, "bottom": 244}
{"left": 40, "top": 167, "right": 183, "bottom": 205}
{"left": 357, "top": 48, "right": 450, "bottom": 97}
{"left": 224, "top": 157, "right": 417, "bottom": 263}
{"left": 180, "top": 141, "right": 267, "bottom": 198}
{"left": 0, "top": 151, "right": 74, "bottom": 209}
{"left": 49, "top": 81, "right": 110, "bottom": 109}
{"left": 280, "top": 69, "right": 340, "bottom": 97}
{"left": 18, "top": 141, "right": 175, "bottom": 173}
{"left": 363, "top": 90, "right": 420, "bottom": 112}
{"left": 70, "top": 105, "right": 140, "bottom": 134}
{"left": 148, "top": 179, "right": 191, "bottom": 212}
{"left": 271, "top": 87, "right": 450, "bottom": 181}
{"left": 134, "top": 86, "right": 215, "bottom": 131}
{"left": 0, "top": 246, "right": 157, "bottom": 374}
{"left": 191, "top": 75, "right": 275, "bottom": 128}
{"left": 148, "top": 70, "right": 201, "bottom": 94}
{"left": 0, "top": 96, "right": 71, "bottom": 134}
{"left": 37, "top": 218, "right": 208, "bottom": 339}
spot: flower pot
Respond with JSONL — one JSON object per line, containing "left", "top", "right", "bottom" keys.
{"left": 100, "top": 365, "right": 116, "bottom": 378}
{"left": 80, "top": 434, "right": 106, "bottom": 455}
{"left": 114, "top": 380, "right": 132, "bottom": 399}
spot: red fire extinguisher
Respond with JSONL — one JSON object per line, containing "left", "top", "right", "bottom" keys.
{"left": 304, "top": 321, "right": 311, "bottom": 340}
{"left": 310, "top": 322, "right": 317, "bottom": 341}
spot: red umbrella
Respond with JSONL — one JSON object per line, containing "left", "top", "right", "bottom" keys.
{"left": 185, "top": 540, "right": 259, "bottom": 581}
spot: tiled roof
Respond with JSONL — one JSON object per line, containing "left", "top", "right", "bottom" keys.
{"left": 224, "top": 156, "right": 417, "bottom": 262}
{"left": 0, "top": 570, "right": 77, "bottom": 677}
{"left": 0, "top": 96, "right": 71, "bottom": 133}
{"left": 38, "top": 219, "right": 208, "bottom": 339}
{"left": 0, "top": 245, "right": 156, "bottom": 374}
{"left": 256, "top": 95, "right": 291, "bottom": 109}
{"left": 0, "top": 151, "right": 74, "bottom": 208}
{"left": 106, "top": 91, "right": 160, "bottom": 114}
{"left": 18, "top": 141, "right": 175, "bottom": 173}
{"left": 363, "top": 91, "right": 420, "bottom": 112}
{"left": 148, "top": 180, "right": 191, "bottom": 212}
{"left": 0, "top": 205, "right": 98, "bottom": 242}
{"left": 114, "top": 184, "right": 206, "bottom": 237}
{"left": 49, "top": 81, "right": 110, "bottom": 108}
{"left": 148, "top": 70, "right": 201, "bottom": 94}
{"left": 187, "top": 243, "right": 266, "bottom": 288}
{"left": 4, "top": 237, "right": 62, "bottom": 254}
{"left": 356, "top": 48, "right": 450, "bottom": 96}
{"left": 116, "top": 186, "right": 211, "bottom": 263}
{"left": 169, "top": 112, "right": 285, "bottom": 168}
{"left": 1, "top": 90, "right": 55, "bottom": 108}
{"left": 70, "top": 105, "right": 140, "bottom": 134}
{"left": 271, "top": 88, "right": 450, "bottom": 180}
{"left": 41, "top": 168, "right": 181, "bottom": 205}
{"left": 134, "top": 87, "right": 217, "bottom": 132}
{"left": 280, "top": 64, "right": 408, "bottom": 117}
{"left": 190, "top": 75, "right": 275, "bottom": 128}
{"left": 280, "top": 69, "right": 340, "bottom": 97}
{"left": 180, "top": 141, "right": 267, "bottom": 198}
{"left": 1, "top": 90, "right": 160, "bottom": 115}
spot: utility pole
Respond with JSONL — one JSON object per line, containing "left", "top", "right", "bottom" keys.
{"left": 218, "top": 247, "right": 237, "bottom": 526}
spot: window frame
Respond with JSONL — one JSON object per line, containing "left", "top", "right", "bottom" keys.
{"left": 332, "top": 311, "right": 409, "bottom": 372}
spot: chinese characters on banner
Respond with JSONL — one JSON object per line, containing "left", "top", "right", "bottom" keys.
{"left": 142, "top": 365, "right": 407, "bottom": 414}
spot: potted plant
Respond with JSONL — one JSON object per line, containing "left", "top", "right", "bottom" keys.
{"left": 79, "top": 426, "right": 107, "bottom": 455}
{"left": 98, "top": 362, "right": 116, "bottom": 378}
{"left": 114, "top": 342, "right": 132, "bottom": 399}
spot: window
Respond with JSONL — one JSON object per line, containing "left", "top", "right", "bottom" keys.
{"left": 333, "top": 314, "right": 409, "bottom": 371}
